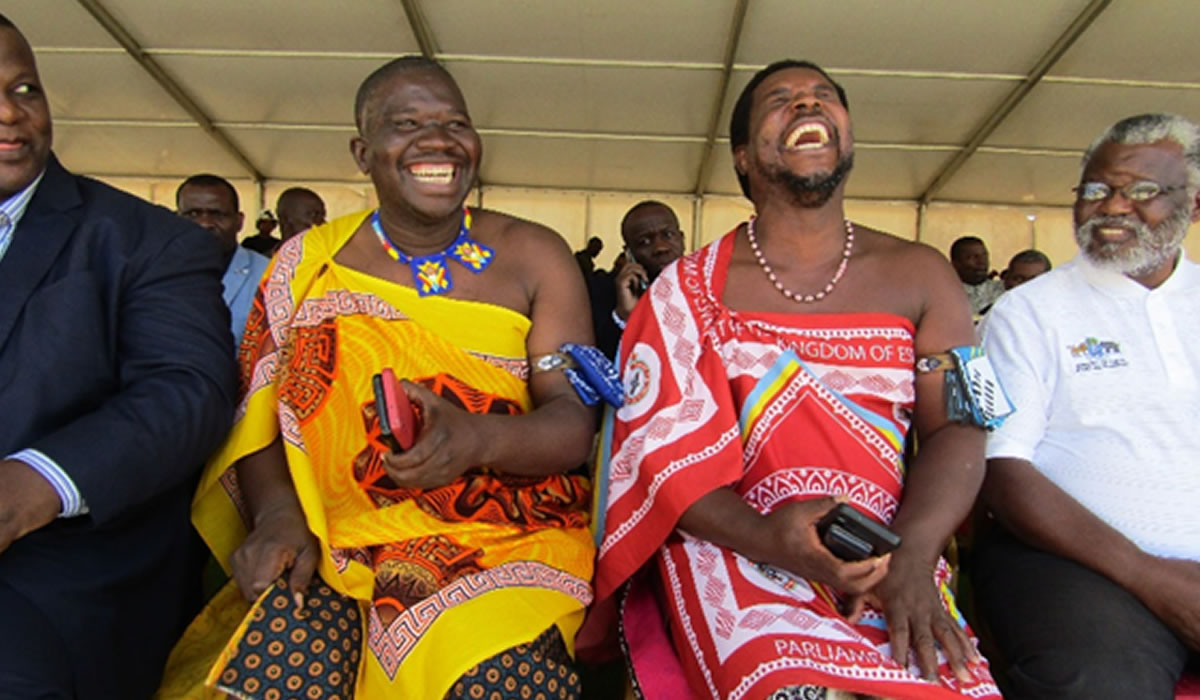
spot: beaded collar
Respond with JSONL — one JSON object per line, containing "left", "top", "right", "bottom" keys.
{"left": 371, "top": 207, "right": 495, "bottom": 296}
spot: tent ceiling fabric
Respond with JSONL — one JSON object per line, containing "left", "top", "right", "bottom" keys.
{"left": 9, "top": 0, "right": 1200, "bottom": 206}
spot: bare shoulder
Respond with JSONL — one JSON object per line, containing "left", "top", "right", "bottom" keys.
{"left": 471, "top": 208, "right": 573, "bottom": 258}
{"left": 468, "top": 208, "right": 584, "bottom": 312}
{"left": 856, "top": 225, "right": 959, "bottom": 291}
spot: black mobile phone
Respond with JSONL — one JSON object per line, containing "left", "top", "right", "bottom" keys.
{"left": 816, "top": 503, "right": 901, "bottom": 561}
{"left": 624, "top": 249, "right": 648, "bottom": 297}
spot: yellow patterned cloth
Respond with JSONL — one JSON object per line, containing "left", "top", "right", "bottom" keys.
{"left": 158, "top": 211, "right": 595, "bottom": 699}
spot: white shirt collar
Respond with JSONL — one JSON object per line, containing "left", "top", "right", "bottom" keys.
{"left": 0, "top": 170, "right": 46, "bottom": 231}
{"left": 1077, "top": 248, "right": 1195, "bottom": 297}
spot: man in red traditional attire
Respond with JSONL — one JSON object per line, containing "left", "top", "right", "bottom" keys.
{"left": 592, "top": 59, "right": 1001, "bottom": 700}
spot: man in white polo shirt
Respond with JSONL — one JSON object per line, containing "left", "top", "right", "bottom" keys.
{"left": 973, "top": 113, "right": 1200, "bottom": 699}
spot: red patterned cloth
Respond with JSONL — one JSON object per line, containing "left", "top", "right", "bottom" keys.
{"left": 594, "top": 232, "right": 1000, "bottom": 700}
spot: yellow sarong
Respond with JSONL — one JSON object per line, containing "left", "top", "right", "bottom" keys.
{"left": 159, "top": 211, "right": 595, "bottom": 699}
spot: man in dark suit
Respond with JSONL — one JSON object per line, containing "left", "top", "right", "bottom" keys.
{"left": 0, "top": 15, "right": 237, "bottom": 699}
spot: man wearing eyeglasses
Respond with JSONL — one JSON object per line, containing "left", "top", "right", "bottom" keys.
{"left": 592, "top": 200, "right": 685, "bottom": 360}
{"left": 973, "top": 113, "right": 1200, "bottom": 699}
{"left": 177, "top": 174, "right": 270, "bottom": 348}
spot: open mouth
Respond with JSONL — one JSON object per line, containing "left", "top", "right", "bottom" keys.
{"left": 407, "top": 163, "right": 456, "bottom": 186}
{"left": 1095, "top": 225, "right": 1132, "bottom": 242}
{"left": 785, "top": 122, "right": 831, "bottom": 150}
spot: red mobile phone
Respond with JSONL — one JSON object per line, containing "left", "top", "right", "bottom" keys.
{"left": 372, "top": 368, "right": 416, "bottom": 452}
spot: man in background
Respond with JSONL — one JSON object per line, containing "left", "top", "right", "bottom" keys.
{"left": 276, "top": 186, "right": 326, "bottom": 244}
{"left": 951, "top": 235, "right": 1004, "bottom": 315}
{"left": 574, "top": 235, "right": 603, "bottom": 276}
{"left": 241, "top": 209, "right": 279, "bottom": 256}
{"left": 1001, "top": 248, "right": 1052, "bottom": 290}
{"left": 177, "top": 174, "right": 270, "bottom": 348}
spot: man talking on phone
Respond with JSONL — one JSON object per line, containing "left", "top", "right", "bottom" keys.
{"left": 593, "top": 200, "right": 684, "bottom": 360}
{"left": 0, "top": 14, "right": 236, "bottom": 699}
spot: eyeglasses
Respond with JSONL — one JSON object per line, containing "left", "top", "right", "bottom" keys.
{"left": 1072, "top": 180, "right": 1186, "bottom": 203}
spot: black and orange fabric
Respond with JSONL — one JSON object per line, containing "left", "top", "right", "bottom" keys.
{"left": 213, "top": 577, "right": 361, "bottom": 700}
{"left": 444, "top": 625, "right": 581, "bottom": 700}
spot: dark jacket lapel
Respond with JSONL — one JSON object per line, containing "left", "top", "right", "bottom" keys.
{"left": 0, "top": 154, "right": 83, "bottom": 350}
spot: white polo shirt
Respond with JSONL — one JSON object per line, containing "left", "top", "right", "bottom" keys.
{"left": 982, "top": 253, "right": 1200, "bottom": 561}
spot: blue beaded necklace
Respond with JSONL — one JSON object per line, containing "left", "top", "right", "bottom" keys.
{"left": 370, "top": 208, "right": 495, "bottom": 296}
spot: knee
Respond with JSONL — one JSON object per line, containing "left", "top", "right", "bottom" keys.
{"left": 1003, "top": 650, "right": 1179, "bottom": 700}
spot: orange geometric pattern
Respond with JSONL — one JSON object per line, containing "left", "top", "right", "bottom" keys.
{"left": 370, "top": 535, "right": 485, "bottom": 617}
{"left": 237, "top": 291, "right": 273, "bottom": 399}
{"left": 277, "top": 320, "right": 337, "bottom": 424}
{"left": 353, "top": 372, "right": 590, "bottom": 530}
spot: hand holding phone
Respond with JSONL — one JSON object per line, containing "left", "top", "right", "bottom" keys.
{"left": 372, "top": 368, "right": 417, "bottom": 453}
{"left": 623, "top": 248, "right": 648, "bottom": 297}
{"left": 816, "top": 503, "right": 901, "bottom": 561}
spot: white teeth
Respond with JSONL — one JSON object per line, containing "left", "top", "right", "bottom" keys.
{"left": 409, "top": 164, "right": 455, "bottom": 185}
{"left": 786, "top": 123, "right": 830, "bottom": 150}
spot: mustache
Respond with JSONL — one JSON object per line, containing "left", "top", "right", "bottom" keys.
{"left": 1075, "top": 204, "right": 1191, "bottom": 277}
{"left": 1078, "top": 214, "right": 1150, "bottom": 240}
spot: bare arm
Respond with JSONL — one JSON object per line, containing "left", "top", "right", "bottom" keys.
{"left": 679, "top": 488, "right": 890, "bottom": 595}
{"left": 892, "top": 247, "right": 985, "bottom": 560}
{"left": 866, "top": 244, "right": 984, "bottom": 681}
{"left": 229, "top": 435, "right": 319, "bottom": 602}
{"left": 983, "top": 457, "right": 1141, "bottom": 586}
{"left": 984, "top": 457, "right": 1200, "bottom": 650}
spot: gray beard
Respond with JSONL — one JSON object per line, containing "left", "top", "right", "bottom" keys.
{"left": 1075, "top": 203, "right": 1190, "bottom": 278}
{"left": 771, "top": 152, "right": 855, "bottom": 209}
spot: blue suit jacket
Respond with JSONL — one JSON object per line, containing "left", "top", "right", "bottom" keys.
{"left": 0, "top": 155, "right": 238, "bottom": 698}
{"left": 223, "top": 245, "right": 270, "bottom": 348}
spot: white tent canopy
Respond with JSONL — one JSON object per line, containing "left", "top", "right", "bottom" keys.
{"left": 8, "top": 0, "right": 1200, "bottom": 262}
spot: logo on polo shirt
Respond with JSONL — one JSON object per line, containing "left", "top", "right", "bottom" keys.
{"left": 1066, "top": 336, "right": 1128, "bottom": 373}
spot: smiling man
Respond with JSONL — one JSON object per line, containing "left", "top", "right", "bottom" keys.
{"left": 0, "top": 13, "right": 236, "bottom": 699}
{"left": 168, "top": 56, "right": 598, "bottom": 700}
{"left": 593, "top": 59, "right": 1001, "bottom": 699}
{"left": 974, "top": 113, "right": 1200, "bottom": 699}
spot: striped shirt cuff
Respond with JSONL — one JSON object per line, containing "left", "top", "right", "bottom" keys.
{"left": 611, "top": 309, "right": 627, "bottom": 330}
{"left": 7, "top": 448, "right": 89, "bottom": 517}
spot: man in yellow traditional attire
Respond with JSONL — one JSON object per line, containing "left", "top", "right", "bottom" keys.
{"left": 162, "top": 56, "right": 600, "bottom": 700}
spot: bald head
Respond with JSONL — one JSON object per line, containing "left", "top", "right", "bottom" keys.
{"left": 353, "top": 55, "right": 456, "bottom": 135}
{"left": 276, "top": 187, "right": 326, "bottom": 240}
{"left": 621, "top": 201, "right": 684, "bottom": 279}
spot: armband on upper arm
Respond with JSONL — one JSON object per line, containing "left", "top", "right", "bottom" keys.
{"left": 530, "top": 343, "right": 624, "bottom": 408}
{"left": 916, "top": 346, "right": 1015, "bottom": 430}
